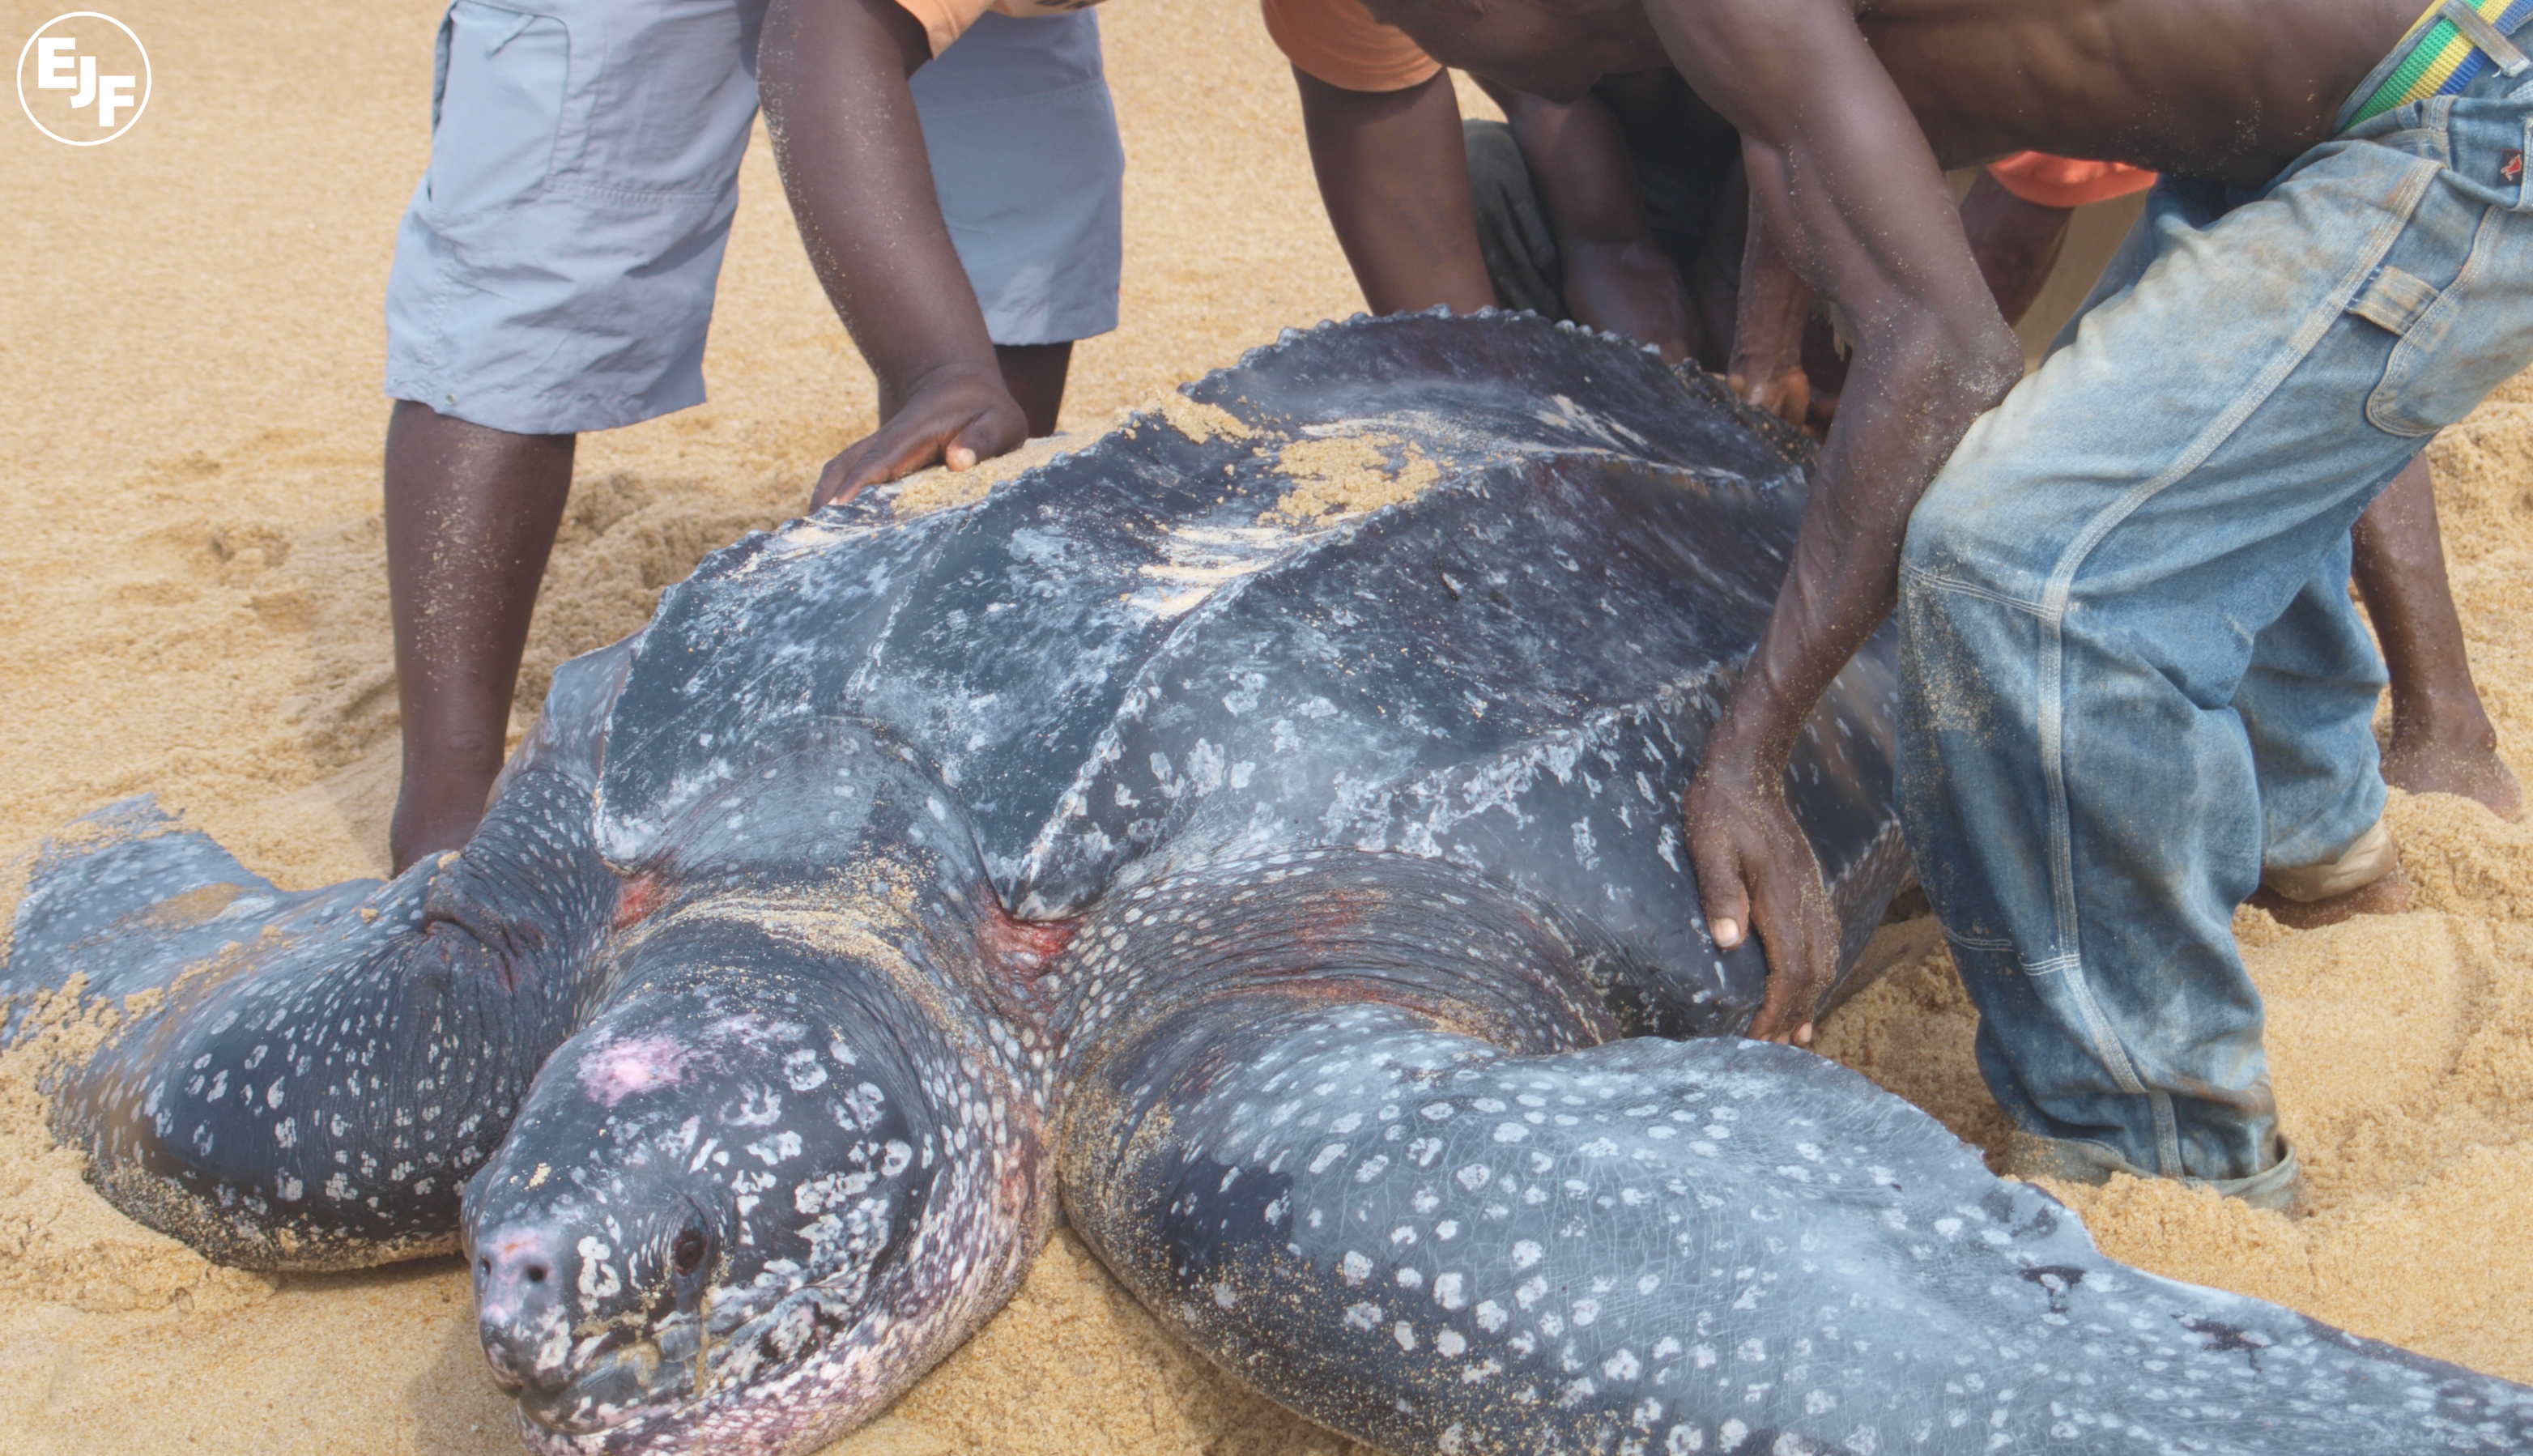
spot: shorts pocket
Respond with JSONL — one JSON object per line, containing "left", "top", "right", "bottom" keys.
{"left": 2354, "top": 208, "right": 2533, "bottom": 436}
{"left": 424, "top": 2, "right": 569, "bottom": 221}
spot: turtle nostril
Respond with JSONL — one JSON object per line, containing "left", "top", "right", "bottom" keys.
{"left": 478, "top": 1256, "right": 491, "bottom": 1278}
{"left": 525, "top": 1262, "right": 549, "bottom": 1284}
{"left": 672, "top": 1228, "right": 708, "bottom": 1276}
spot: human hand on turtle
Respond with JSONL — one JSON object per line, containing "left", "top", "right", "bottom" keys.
{"left": 811, "top": 361, "right": 1029, "bottom": 509}
{"left": 1727, "top": 364, "right": 1813, "bottom": 435}
{"left": 1682, "top": 746, "right": 1839, "bottom": 1046}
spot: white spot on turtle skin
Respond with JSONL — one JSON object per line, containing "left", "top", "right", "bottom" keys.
{"left": 576, "top": 1237, "right": 620, "bottom": 1303}
{"left": 746, "top": 1130, "right": 803, "bottom": 1164}
{"left": 1437, "top": 1329, "right": 1467, "bottom": 1358}
{"left": 1341, "top": 1250, "right": 1373, "bottom": 1284}
{"left": 1572, "top": 818, "right": 1599, "bottom": 869}
{"left": 1603, "top": 1348, "right": 1641, "bottom": 1381}
{"left": 1510, "top": 1240, "right": 1543, "bottom": 1269}
{"left": 782, "top": 1049, "right": 828, "bottom": 1091}
{"left": 1433, "top": 1272, "right": 1466, "bottom": 1309}
{"left": 1493, "top": 1123, "right": 1529, "bottom": 1143}
{"left": 1394, "top": 1322, "right": 1417, "bottom": 1352}
{"left": 1310, "top": 1143, "right": 1350, "bottom": 1174}
{"left": 881, "top": 1140, "right": 914, "bottom": 1177}
{"left": 1456, "top": 1164, "right": 1492, "bottom": 1190}
{"left": 1213, "top": 1282, "right": 1239, "bottom": 1310}
{"left": 1343, "top": 1301, "right": 1383, "bottom": 1330}
{"left": 1475, "top": 1301, "right": 1509, "bottom": 1332}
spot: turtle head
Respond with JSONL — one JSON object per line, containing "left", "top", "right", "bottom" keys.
{"left": 462, "top": 911, "right": 1046, "bottom": 1456}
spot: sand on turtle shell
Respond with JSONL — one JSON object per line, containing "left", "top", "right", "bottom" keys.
{"left": 7, "top": 0, "right": 2533, "bottom": 1449}
{"left": 1262, "top": 432, "right": 1441, "bottom": 525}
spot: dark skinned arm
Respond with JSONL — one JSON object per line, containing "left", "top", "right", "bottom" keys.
{"left": 1651, "top": 0, "right": 2024, "bottom": 1043}
{"left": 1726, "top": 209, "right": 1817, "bottom": 428}
{"left": 1731, "top": 169, "right": 2071, "bottom": 435}
{"left": 760, "top": 0, "right": 1024, "bottom": 508}
{"left": 1294, "top": 66, "right": 1496, "bottom": 314}
{"left": 1483, "top": 83, "right": 1697, "bottom": 361}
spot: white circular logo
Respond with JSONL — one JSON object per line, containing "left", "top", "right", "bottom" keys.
{"left": 16, "top": 12, "right": 150, "bottom": 146}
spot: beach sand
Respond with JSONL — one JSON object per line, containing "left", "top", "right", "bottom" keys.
{"left": 5, "top": 0, "right": 2532, "bottom": 1450}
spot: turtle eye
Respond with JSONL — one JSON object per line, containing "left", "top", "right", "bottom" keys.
{"left": 671, "top": 1227, "right": 709, "bottom": 1278}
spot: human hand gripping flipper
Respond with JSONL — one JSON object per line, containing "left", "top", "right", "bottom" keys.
{"left": 811, "top": 360, "right": 1028, "bottom": 509}
{"left": 1683, "top": 743, "right": 1841, "bottom": 1045}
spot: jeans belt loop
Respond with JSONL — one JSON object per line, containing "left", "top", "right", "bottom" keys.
{"left": 2441, "top": 0, "right": 2532, "bottom": 76}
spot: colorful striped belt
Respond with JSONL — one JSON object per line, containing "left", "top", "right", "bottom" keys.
{"left": 2341, "top": 0, "right": 2533, "bottom": 130}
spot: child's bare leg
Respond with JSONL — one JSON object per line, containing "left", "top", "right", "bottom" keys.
{"left": 385, "top": 400, "right": 575, "bottom": 872}
{"left": 2354, "top": 454, "right": 2518, "bottom": 819}
{"left": 994, "top": 342, "right": 1073, "bottom": 437}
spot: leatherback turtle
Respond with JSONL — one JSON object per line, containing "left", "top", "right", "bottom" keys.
{"left": 6, "top": 313, "right": 2527, "bottom": 1455}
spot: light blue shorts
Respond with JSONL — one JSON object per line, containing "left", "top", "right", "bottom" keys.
{"left": 383, "top": 0, "right": 1123, "bottom": 436}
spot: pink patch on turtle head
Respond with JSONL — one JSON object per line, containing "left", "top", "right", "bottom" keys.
{"left": 578, "top": 1035, "right": 692, "bottom": 1106}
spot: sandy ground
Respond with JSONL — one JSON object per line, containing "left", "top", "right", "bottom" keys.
{"left": 5, "top": 0, "right": 2533, "bottom": 1452}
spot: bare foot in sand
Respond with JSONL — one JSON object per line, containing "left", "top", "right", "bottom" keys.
{"left": 2382, "top": 708, "right": 2522, "bottom": 820}
{"left": 2247, "top": 869, "right": 2416, "bottom": 930}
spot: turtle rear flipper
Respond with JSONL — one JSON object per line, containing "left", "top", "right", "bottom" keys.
{"left": 2, "top": 641, "right": 635, "bottom": 1271}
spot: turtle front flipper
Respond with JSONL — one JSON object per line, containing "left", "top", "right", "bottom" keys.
{"left": 1058, "top": 855, "right": 2533, "bottom": 1455}
{"left": 0, "top": 640, "right": 634, "bottom": 1271}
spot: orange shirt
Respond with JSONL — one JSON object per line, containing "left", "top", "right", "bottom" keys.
{"left": 1985, "top": 154, "right": 2158, "bottom": 208}
{"left": 896, "top": 0, "right": 1437, "bottom": 92}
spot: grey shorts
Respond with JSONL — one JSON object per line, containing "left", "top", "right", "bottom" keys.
{"left": 383, "top": 0, "right": 1124, "bottom": 436}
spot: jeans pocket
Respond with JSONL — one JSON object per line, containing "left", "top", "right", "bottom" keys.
{"left": 2354, "top": 211, "right": 2533, "bottom": 435}
{"left": 424, "top": 2, "right": 568, "bottom": 223}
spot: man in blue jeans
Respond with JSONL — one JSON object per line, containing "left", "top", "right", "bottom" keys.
{"left": 1352, "top": 0, "right": 2533, "bottom": 1211}
{"left": 381, "top": 2, "right": 1122, "bottom": 870}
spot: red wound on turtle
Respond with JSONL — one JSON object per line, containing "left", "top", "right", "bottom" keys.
{"left": 977, "top": 903, "right": 1080, "bottom": 983}
{"left": 613, "top": 873, "right": 670, "bottom": 930}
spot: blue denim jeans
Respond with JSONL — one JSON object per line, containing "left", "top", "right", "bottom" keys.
{"left": 1897, "top": 59, "right": 2533, "bottom": 1205}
